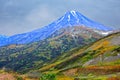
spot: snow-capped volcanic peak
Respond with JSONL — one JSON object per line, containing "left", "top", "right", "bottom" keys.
{"left": 0, "top": 10, "right": 114, "bottom": 47}
{"left": 69, "top": 10, "right": 78, "bottom": 18}
{"left": 70, "top": 10, "right": 76, "bottom": 15}
{"left": 64, "top": 11, "right": 80, "bottom": 23}
{"left": 60, "top": 10, "right": 113, "bottom": 31}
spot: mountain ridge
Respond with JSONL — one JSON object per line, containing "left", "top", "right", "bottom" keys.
{"left": 0, "top": 10, "right": 113, "bottom": 47}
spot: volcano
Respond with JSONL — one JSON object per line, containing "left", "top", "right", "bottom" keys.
{"left": 0, "top": 10, "right": 113, "bottom": 47}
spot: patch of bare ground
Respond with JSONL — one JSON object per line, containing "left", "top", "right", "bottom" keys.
{"left": 0, "top": 73, "right": 16, "bottom": 80}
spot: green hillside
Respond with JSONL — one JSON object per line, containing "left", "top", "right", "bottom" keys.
{"left": 39, "top": 32, "right": 120, "bottom": 79}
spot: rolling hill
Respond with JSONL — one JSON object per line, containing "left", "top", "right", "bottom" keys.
{"left": 39, "top": 32, "right": 120, "bottom": 74}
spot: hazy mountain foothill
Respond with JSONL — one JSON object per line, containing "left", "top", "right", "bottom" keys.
{"left": 0, "top": 11, "right": 120, "bottom": 80}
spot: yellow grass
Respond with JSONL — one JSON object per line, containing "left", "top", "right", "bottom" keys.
{"left": 57, "top": 76, "right": 74, "bottom": 80}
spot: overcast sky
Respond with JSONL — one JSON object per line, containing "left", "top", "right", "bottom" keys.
{"left": 0, "top": 0, "right": 120, "bottom": 36}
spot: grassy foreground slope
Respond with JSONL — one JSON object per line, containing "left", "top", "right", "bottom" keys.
{"left": 40, "top": 32, "right": 120, "bottom": 76}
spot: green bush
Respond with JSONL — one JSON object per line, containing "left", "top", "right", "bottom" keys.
{"left": 16, "top": 76, "right": 23, "bottom": 80}
{"left": 40, "top": 73, "right": 56, "bottom": 80}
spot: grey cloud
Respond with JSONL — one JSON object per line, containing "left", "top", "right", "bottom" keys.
{"left": 0, "top": 0, "right": 120, "bottom": 35}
